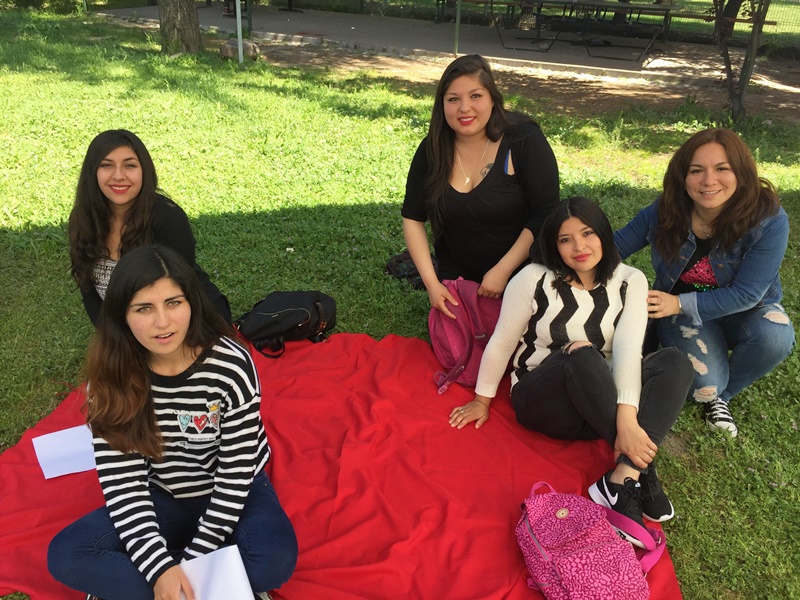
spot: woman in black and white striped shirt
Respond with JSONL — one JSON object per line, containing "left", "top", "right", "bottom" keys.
{"left": 448, "top": 197, "right": 692, "bottom": 547}
{"left": 48, "top": 245, "right": 297, "bottom": 600}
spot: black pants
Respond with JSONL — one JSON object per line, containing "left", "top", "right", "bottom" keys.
{"left": 511, "top": 346, "right": 691, "bottom": 472}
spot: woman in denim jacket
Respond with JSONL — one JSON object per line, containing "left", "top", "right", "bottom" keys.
{"left": 615, "top": 129, "right": 794, "bottom": 437}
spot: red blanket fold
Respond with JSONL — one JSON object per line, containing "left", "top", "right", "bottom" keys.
{"left": 0, "top": 333, "right": 681, "bottom": 600}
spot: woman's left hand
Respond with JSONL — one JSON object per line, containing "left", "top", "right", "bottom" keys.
{"left": 647, "top": 290, "right": 680, "bottom": 319}
{"left": 477, "top": 266, "right": 509, "bottom": 299}
{"left": 449, "top": 396, "right": 491, "bottom": 429}
{"left": 154, "top": 565, "right": 194, "bottom": 600}
{"left": 615, "top": 421, "right": 657, "bottom": 470}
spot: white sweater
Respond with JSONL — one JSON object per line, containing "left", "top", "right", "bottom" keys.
{"left": 475, "top": 263, "right": 649, "bottom": 408}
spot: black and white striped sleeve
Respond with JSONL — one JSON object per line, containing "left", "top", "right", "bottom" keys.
{"left": 181, "top": 341, "right": 269, "bottom": 560}
{"left": 93, "top": 439, "right": 177, "bottom": 584}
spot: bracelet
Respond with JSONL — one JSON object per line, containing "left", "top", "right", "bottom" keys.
{"left": 677, "top": 297, "right": 684, "bottom": 315}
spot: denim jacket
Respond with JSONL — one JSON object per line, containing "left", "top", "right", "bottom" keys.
{"left": 614, "top": 201, "right": 789, "bottom": 327}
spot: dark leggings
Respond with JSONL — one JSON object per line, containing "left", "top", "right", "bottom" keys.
{"left": 511, "top": 346, "right": 691, "bottom": 472}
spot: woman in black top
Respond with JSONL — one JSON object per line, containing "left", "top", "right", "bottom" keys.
{"left": 68, "top": 129, "right": 231, "bottom": 325}
{"left": 401, "top": 55, "right": 559, "bottom": 318}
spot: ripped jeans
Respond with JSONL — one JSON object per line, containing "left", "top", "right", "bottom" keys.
{"left": 656, "top": 303, "right": 795, "bottom": 404}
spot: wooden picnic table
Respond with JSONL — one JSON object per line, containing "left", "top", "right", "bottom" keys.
{"left": 494, "top": 0, "right": 680, "bottom": 61}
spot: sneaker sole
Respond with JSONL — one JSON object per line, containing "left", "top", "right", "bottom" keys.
{"left": 588, "top": 482, "right": 647, "bottom": 549}
{"left": 643, "top": 503, "right": 675, "bottom": 522}
{"left": 706, "top": 418, "right": 738, "bottom": 438}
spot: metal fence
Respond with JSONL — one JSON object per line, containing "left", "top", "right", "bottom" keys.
{"left": 666, "top": 0, "right": 800, "bottom": 50}
{"left": 263, "top": 0, "right": 800, "bottom": 51}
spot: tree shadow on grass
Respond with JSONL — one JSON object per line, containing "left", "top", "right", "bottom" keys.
{"left": 3, "top": 10, "right": 800, "bottom": 164}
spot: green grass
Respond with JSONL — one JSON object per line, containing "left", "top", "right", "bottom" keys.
{"left": 2, "top": 8, "right": 800, "bottom": 600}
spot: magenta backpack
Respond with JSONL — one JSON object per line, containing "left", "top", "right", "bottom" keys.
{"left": 515, "top": 482, "right": 665, "bottom": 600}
{"left": 428, "top": 278, "right": 502, "bottom": 394}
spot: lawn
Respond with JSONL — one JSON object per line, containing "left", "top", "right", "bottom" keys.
{"left": 1, "top": 8, "right": 799, "bottom": 600}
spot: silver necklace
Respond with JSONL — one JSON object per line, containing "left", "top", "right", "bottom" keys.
{"left": 574, "top": 278, "right": 594, "bottom": 291}
{"left": 455, "top": 138, "right": 490, "bottom": 186}
{"left": 694, "top": 208, "right": 713, "bottom": 239}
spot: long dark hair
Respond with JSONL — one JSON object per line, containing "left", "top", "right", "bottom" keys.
{"left": 86, "top": 245, "right": 231, "bottom": 459}
{"left": 531, "top": 196, "right": 620, "bottom": 291}
{"left": 423, "top": 54, "right": 532, "bottom": 237}
{"left": 69, "top": 129, "right": 162, "bottom": 291}
{"left": 655, "top": 128, "right": 780, "bottom": 262}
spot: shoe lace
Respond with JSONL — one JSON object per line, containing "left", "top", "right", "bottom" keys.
{"left": 618, "top": 478, "right": 644, "bottom": 519}
{"left": 641, "top": 466, "right": 662, "bottom": 500}
{"left": 709, "top": 400, "right": 734, "bottom": 420}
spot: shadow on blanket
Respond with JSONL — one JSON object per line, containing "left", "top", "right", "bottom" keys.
{"left": 0, "top": 333, "right": 681, "bottom": 600}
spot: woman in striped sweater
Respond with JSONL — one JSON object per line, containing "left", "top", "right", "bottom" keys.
{"left": 48, "top": 245, "right": 297, "bottom": 600}
{"left": 448, "top": 197, "right": 692, "bottom": 545}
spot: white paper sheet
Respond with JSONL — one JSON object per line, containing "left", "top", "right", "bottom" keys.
{"left": 180, "top": 545, "right": 253, "bottom": 600}
{"left": 31, "top": 425, "right": 95, "bottom": 479}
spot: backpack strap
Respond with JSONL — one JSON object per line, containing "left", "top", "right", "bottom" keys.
{"left": 253, "top": 338, "right": 286, "bottom": 359}
{"left": 529, "top": 481, "right": 556, "bottom": 496}
{"left": 603, "top": 508, "right": 666, "bottom": 574}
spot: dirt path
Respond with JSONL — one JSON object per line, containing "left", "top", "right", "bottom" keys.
{"left": 249, "top": 41, "right": 800, "bottom": 123}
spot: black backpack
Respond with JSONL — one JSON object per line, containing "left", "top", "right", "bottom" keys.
{"left": 235, "top": 291, "right": 336, "bottom": 358}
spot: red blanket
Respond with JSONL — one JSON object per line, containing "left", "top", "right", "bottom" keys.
{"left": 0, "top": 333, "right": 681, "bottom": 599}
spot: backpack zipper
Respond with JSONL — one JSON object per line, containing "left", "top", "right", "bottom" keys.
{"left": 524, "top": 513, "right": 550, "bottom": 561}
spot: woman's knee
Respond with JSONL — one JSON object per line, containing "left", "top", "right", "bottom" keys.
{"left": 242, "top": 519, "right": 298, "bottom": 591}
{"left": 645, "top": 347, "right": 693, "bottom": 381}
{"left": 758, "top": 307, "right": 795, "bottom": 359}
{"left": 47, "top": 526, "right": 81, "bottom": 585}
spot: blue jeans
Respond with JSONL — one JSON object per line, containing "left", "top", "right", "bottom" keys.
{"left": 48, "top": 471, "right": 298, "bottom": 599}
{"left": 511, "top": 346, "right": 691, "bottom": 473}
{"left": 656, "top": 303, "right": 795, "bottom": 404}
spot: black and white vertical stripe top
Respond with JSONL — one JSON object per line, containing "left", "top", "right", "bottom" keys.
{"left": 475, "top": 263, "right": 649, "bottom": 408}
{"left": 92, "top": 336, "right": 270, "bottom": 585}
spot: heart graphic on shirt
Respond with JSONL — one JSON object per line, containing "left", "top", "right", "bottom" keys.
{"left": 209, "top": 412, "right": 220, "bottom": 429}
{"left": 193, "top": 414, "right": 209, "bottom": 432}
{"left": 178, "top": 414, "right": 191, "bottom": 432}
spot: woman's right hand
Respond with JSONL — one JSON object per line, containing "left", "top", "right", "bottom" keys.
{"left": 449, "top": 395, "right": 491, "bottom": 429}
{"left": 615, "top": 405, "right": 657, "bottom": 470}
{"left": 154, "top": 565, "right": 194, "bottom": 600}
{"left": 428, "top": 280, "right": 458, "bottom": 319}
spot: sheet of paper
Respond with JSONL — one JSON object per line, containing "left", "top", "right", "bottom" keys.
{"left": 180, "top": 545, "right": 253, "bottom": 600}
{"left": 32, "top": 425, "right": 95, "bottom": 479}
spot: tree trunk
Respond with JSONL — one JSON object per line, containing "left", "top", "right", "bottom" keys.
{"left": 714, "top": 0, "right": 772, "bottom": 124}
{"left": 157, "top": 0, "right": 203, "bottom": 54}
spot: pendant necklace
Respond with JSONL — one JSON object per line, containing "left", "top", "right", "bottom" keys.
{"left": 574, "top": 278, "right": 594, "bottom": 291}
{"left": 694, "top": 208, "right": 713, "bottom": 239}
{"left": 455, "top": 138, "right": 490, "bottom": 186}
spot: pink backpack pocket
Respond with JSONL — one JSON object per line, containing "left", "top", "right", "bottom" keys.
{"left": 428, "top": 278, "right": 502, "bottom": 394}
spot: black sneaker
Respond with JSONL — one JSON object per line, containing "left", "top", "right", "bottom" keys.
{"left": 640, "top": 462, "right": 675, "bottom": 522}
{"left": 588, "top": 470, "right": 646, "bottom": 548}
{"left": 706, "top": 398, "right": 738, "bottom": 437}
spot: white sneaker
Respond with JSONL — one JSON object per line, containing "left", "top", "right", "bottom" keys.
{"left": 255, "top": 593, "right": 273, "bottom": 600}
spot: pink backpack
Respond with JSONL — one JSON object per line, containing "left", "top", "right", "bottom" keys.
{"left": 515, "top": 482, "right": 665, "bottom": 600}
{"left": 428, "top": 278, "right": 502, "bottom": 394}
